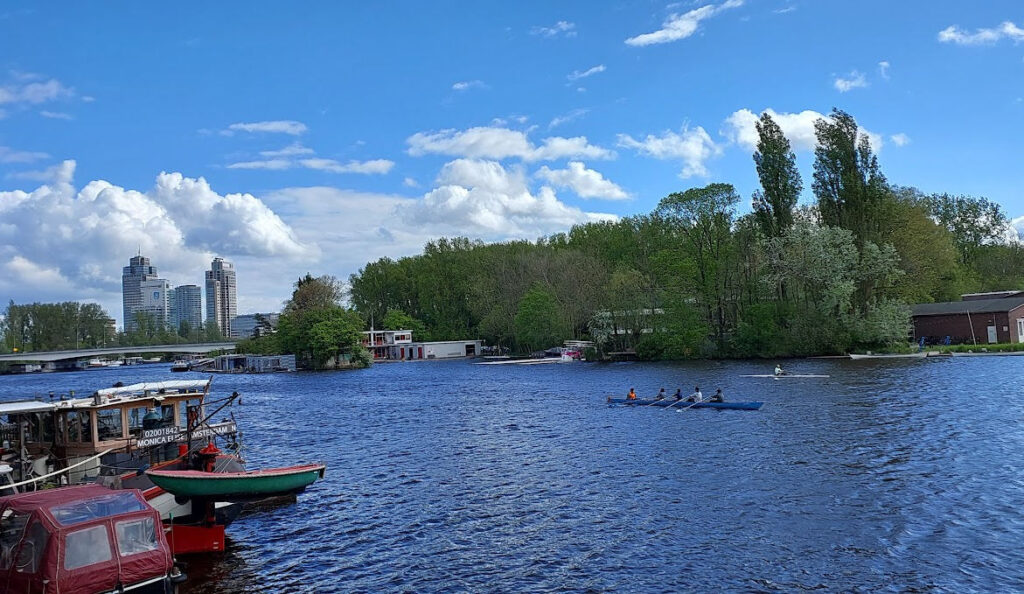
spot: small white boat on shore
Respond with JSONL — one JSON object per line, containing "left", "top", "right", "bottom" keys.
{"left": 848, "top": 352, "right": 928, "bottom": 360}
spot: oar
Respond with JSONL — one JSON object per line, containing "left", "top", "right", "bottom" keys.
{"left": 663, "top": 397, "right": 688, "bottom": 410}
{"left": 675, "top": 397, "right": 708, "bottom": 412}
{"left": 645, "top": 393, "right": 670, "bottom": 407}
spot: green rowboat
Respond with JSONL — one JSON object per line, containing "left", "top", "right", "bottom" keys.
{"left": 146, "top": 463, "right": 326, "bottom": 499}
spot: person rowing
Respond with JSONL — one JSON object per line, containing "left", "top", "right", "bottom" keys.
{"left": 672, "top": 388, "right": 683, "bottom": 401}
{"left": 774, "top": 364, "right": 786, "bottom": 376}
{"left": 656, "top": 388, "right": 667, "bottom": 400}
{"left": 709, "top": 388, "right": 724, "bottom": 403}
{"left": 686, "top": 386, "right": 703, "bottom": 403}
{"left": 627, "top": 387, "right": 637, "bottom": 400}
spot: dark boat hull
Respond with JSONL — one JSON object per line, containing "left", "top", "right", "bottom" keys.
{"left": 607, "top": 397, "right": 763, "bottom": 410}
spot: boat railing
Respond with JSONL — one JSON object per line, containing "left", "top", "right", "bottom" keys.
{"left": 2, "top": 448, "right": 113, "bottom": 493}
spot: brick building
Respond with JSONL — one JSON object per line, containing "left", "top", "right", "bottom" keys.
{"left": 912, "top": 293, "right": 1024, "bottom": 345}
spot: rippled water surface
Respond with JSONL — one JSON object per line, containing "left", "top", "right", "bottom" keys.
{"left": 3, "top": 356, "right": 1024, "bottom": 592}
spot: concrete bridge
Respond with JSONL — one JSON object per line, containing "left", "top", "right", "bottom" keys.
{"left": 0, "top": 343, "right": 236, "bottom": 363}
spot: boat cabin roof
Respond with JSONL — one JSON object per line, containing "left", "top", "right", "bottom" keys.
{"left": 0, "top": 379, "right": 210, "bottom": 417}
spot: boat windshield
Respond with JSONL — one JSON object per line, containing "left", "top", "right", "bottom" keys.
{"left": 49, "top": 492, "right": 146, "bottom": 527}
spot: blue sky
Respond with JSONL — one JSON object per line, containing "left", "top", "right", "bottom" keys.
{"left": 2, "top": 1, "right": 1023, "bottom": 324}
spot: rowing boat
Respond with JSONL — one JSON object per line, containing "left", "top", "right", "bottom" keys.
{"left": 146, "top": 463, "right": 326, "bottom": 500}
{"left": 848, "top": 352, "right": 926, "bottom": 359}
{"left": 606, "top": 397, "right": 763, "bottom": 410}
{"left": 739, "top": 374, "right": 830, "bottom": 378}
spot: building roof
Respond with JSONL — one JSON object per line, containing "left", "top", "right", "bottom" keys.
{"left": 961, "top": 290, "right": 1024, "bottom": 301}
{"left": 912, "top": 297, "right": 1024, "bottom": 317}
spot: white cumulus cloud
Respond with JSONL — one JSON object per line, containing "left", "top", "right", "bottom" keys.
{"left": 0, "top": 161, "right": 311, "bottom": 322}
{"left": 226, "top": 120, "right": 308, "bottom": 135}
{"left": 617, "top": 126, "right": 721, "bottom": 178}
{"left": 536, "top": 161, "right": 629, "bottom": 200}
{"left": 722, "top": 108, "right": 884, "bottom": 153}
{"left": 890, "top": 133, "right": 910, "bottom": 147}
{"left": 938, "top": 21, "right": 1024, "bottom": 45}
{"left": 834, "top": 71, "right": 868, "bottom": 92}
{"left": 6, "top": 160, "right": 76, "bottom": 182}
{"left": 406, "top": 126, "right": 614, "bottom": 162}
{"left": 625, "top": 0, "right": 743, "bottom": 46}
{"left": 402, "top": 159, "right": 616, "bottom": 237}
{"left": 40, "top": 110, "right": 73, "bottom": 120}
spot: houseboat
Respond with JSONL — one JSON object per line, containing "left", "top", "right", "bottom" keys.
{"left": 0, "top": 378, "right": 324, "bottom": 554}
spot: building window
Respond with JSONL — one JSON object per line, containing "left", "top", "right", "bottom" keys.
{"left": 96, "top": 409, "right": 123, "bottom": 441}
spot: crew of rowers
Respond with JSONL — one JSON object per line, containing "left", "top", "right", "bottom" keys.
{"left": 626, "top": 386, "right": 725, "bottom": 402}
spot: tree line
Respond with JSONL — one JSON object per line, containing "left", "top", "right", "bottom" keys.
{"left": 347, "top": 109, "right": 1022, "bottom": 358}
{"left": 0, "top": 301, "right": 226, "bottom": 353}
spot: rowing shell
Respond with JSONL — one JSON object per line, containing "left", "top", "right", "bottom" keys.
{"left": 606, "top": 397, "right": 763, "bottom": 410}
{"left": 739, "top": 374, "right": 830, "bottom": 378}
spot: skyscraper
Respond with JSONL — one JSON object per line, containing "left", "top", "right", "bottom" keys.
{"left": 171, "top": 284, "right": 203, "bottom": 333}
{"left": 138, "top": 278, "right": 171, "bottom": 329}
{"left": 122, "top": 254, "right": 158, "bottom": 332}
{"left": 205, "top": 257, "right": 237, "bottom": 336}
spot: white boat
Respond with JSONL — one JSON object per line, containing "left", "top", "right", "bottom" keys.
{"left": 740, "top": 374, "right": 830, "bottom": 378}
{"left": 848, "top": 352, "right": 927, "bottom": 360}
{"left": 475, "top": 357, "right": 567, "bottom": 366}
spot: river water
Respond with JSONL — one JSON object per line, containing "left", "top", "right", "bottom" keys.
{"left": 2, "top": 356, "right": 1023, "bottom": 592}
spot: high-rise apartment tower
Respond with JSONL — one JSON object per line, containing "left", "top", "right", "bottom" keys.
{"left": 205, "top": 257, "right": 237, "bottom": 336}
{"left": 121, "top": 254, "right": 158, "bottom": 332}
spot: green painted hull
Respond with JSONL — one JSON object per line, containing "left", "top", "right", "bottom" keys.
{"left": 146, "top": 464, "right": 325, "bottom": 499}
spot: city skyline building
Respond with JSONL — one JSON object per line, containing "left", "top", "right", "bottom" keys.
{"left": 205, "top": 257, "right": 237, "bottom": 336}
{"left": 171, "top": 284, "right": 203, "bottom": 333}
{"left": 138, "top": 277, "right": 171, "bottom": 330}
{"left": 121, "top": 254, "right": 159, "bottom": 332}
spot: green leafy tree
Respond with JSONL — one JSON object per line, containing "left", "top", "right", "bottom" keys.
{"left": 812, "top": 109, "right": 888, "bottom": 243}
{"left": 922, "top": 192, "right": 1010, "bottom": 266}
{"left": 752, "top": 112, "right": 801, "bottom": 238}
{"left": 655, "top": 183, "right": 740, "bottom": 346}
{"left": 381, "top": 309, "right": 429, "bottom": 341}
{"left": 277, "top": 275, "right": 370, "bottom": 369}
{"left": 514, "top": 285, "right": 567, "bottom": 353}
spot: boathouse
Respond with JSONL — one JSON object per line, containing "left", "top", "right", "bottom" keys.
{"left": 911, "top": 293, "right": 1024, "bottom": 345}
{"left": 361, "top": 330, "right": 482, "bottom": 361}
{"left": 207, "top": 354, "right": 296, "bottom": 373}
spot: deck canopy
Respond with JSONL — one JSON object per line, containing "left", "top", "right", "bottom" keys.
{"left": 0, "top": 485, "right": 172, "bottom": 594}
{"left": 95, "top": 379, "right": 210, "bottom": 398}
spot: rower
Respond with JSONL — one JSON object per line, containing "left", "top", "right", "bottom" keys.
{"left": 774, "top": 364, "right": 786, "bottom": 376}
{"left": 656, "top": 388, "right": 666, "bottom": 400}
{"left": 687, "top": 386, "right": 702, "bottom": 403}
{"left": 710, "top": 389, "right": 724, "bottom": 403}
{"left": 627, "top": 388, "right": 637, "bottom": 401}
{"left": 672, "top": 388, "right": 682, "bottom": 401}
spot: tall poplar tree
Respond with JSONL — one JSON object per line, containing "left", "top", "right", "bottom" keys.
{"left": 752, "top": 112, "right": 801, "bottom": 238}
{"left": 811, "top": 108, "right": 888, "bottom": 243}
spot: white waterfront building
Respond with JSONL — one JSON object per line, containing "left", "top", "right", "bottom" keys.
{"left": 361, "top": 329, "right": 481, "bottom": 361}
